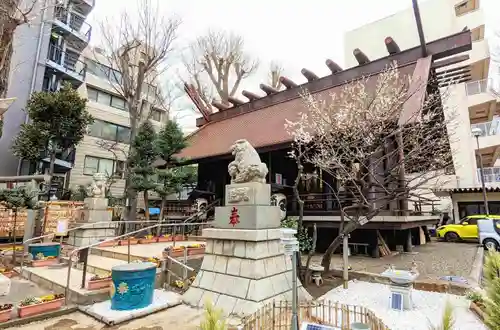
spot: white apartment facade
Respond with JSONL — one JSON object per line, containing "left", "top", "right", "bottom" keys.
{"left": 3, "top": 0, "right": 95, "bottom": 190}
{"left": 69, "top": 46, "right": 168, "bottom": 198}
{"left": 344, "top": 0, "right": 499, "bottom": 220}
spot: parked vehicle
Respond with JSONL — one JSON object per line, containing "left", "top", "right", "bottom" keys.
{"left": 436, "top": 214, "right": 500, "bottom": 242}
{"left": 478, "top": 218, "right": 500, "bottom": 250}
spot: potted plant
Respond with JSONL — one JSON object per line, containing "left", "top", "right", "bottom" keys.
{"left": 143, "top": 257, "right": 161, "bottom": 268}
{"left": 163, "top": 246, "right": 186, "bottom": 258}
{"left": 98, "top": 240, "right": 117, "bottom": 248}
{"left": 187, "top": 243, "right": 206, "bottom": 256}
{"left": 87, "top": 273, "right": 112, "bottom": 290}
{"left": 0, "top": 267, "right": 16, "bottom": 278}
{"left": 172, "top": 234, "right": 185, "bottom": 242}
{"left": 157, "top": 234, "right": 171, "bottom": 242}
{"left": 18, "top": 293, "right": 65, "bottom": 318}
{"left": 118, "top": 237, "right": 138, "bottom": 246}
{"left": 139, "top": 235, "right": 157, "bottom": 244}
{"left": 31, "top": 254, "right": 58, "bottom": 267}
{"left": 0, "top": 304, "right": 13, "bottom": 322}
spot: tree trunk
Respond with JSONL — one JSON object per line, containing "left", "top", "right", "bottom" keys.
{"left": 321, "top": 216, "right": 358, "bottom": 271}
{"left": 0, "top": 18, "right": 15, "bottom": 99}
{"left": 303, "top": 223, "right": 317, "bottom": 286}
{"left": 156, "top": 197, "right": 166, "bottom": 237}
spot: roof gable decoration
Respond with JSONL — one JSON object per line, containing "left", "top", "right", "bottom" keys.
{"left": 178, "top": 30, "right": 472, "bottom": 161}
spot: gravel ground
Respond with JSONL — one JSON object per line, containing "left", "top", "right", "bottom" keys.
{"left": 318, "top": 280, "right": 486, "bottom": 330}
{"left": 302, "top": 241, "right": 478, "bottom": 280}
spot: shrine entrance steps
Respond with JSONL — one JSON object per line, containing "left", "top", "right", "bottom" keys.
{"left": 16, "top": 239, "right": 205, "bottom": 305}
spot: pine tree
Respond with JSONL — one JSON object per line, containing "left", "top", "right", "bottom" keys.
{"left": 128, "top": 121, "right": 158, "bottom": 222}
{"left": 484, "top": 249, "right": 500, "bottom": 330}
{"left": 12, "top": 83, "right": 93, "bottom": 176}
{"left": 154, "top": 120, "right": 196, "bottom": 227}
{"left": 11, "top": 83, "right": 92, "bottom": 199}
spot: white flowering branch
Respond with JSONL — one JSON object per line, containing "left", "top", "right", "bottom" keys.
{"left": 285, "top": 63, "right": 456, "bottom": 269}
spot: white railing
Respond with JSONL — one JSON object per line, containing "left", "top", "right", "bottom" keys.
{"left": 466, "top": 79, "right": 489, "bottom": 96}
{"left": 477, "top": 167, "right": 500, "bottom": 183}
{"left": 471, "top": 119, "right": 500, "bottom": 137}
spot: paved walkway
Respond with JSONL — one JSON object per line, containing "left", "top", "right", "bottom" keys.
{"left": 304, "top": 241, "right": 478, "bottom": 280}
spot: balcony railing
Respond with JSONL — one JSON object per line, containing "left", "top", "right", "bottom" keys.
{"left": 478, "top": 167, "right": 500, "bottom": 183}
{"left": 54, "top": 6, "right": 92, "bottom": 42}
{"left": 466, "top": 78, "right": 500, "bottom": 97}
{"left": 47, "top": 44, "right": 87, "bottom": 80}
{"left": 466, "top": 79, "right": 489, "bottom": 96}
{"left": 471, "top": 119, "right": 500, "bottom": 137}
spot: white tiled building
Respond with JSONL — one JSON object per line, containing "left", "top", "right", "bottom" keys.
{"left": 343, "top": 0, "right": 499, "bottom": 220}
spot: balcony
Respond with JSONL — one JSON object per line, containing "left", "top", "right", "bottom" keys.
{"left": 71, "top": 0, "right": 95, "bottom": 16}
{"left": 46, "top": 44, "right": 87, "bottom": 85}
{"left": 53, "top": 6, "right": 92, "bottom": 49}
{"left": 477, "top": 167, "right": 500, "bottom": 185}
{"left": 471, "top": 119, "right": 500, "bottom": 137}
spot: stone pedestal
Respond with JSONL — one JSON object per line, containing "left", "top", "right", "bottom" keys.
{"left": 183, "top": 183, "right": 311, "bottom": 317}
{"left": 67, "top": 197, "right": 116, "bottom": 247}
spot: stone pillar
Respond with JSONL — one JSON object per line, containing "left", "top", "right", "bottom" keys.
{"left": 67, "top": 173, "right": 117, "bottom": 247}
{"left": 403, "top": 229, "right": 413, "bottom": 252}
{"left": 183, "top": 174, "right": 311, "bottom": 316}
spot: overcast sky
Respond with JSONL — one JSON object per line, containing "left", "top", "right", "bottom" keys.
{"left": 86, "top": 0, "right": 500, "bottom": 132}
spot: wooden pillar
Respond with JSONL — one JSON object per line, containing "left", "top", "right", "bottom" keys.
{"left": 403, "top": 229, "right": 413, "bottom": 252}
{"left": 422, "top": 226, "right": 432, "bottom": 243}
{"left": 371, "top": 230, "right": 380, "bottom": 258}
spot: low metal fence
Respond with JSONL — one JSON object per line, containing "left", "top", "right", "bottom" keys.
{"left": 241, "top": 300, "right": 390, "bottom": 330}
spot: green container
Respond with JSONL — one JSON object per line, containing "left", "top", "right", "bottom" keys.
{"left": 351, "top": 322, "right": 370, "bottom": 330}
{"left": 28, "top": 242, "right": 60, "bottom": 259}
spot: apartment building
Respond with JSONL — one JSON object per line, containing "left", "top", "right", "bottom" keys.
{"left": 2, "top": 0, "right": 95, "bottom": 186}
{"left": 3, "top": 0, "right": 167, "bottom": 199}
{"left": 69, "top": 46, "right": 168, "bottom": 198}
{"left": 344, "top": 0, "right": 498, "bottom": 220}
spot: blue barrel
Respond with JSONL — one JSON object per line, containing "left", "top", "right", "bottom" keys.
{"left": 28, "top": 242, "right": 60, "bottom": 259}
{"left": 110, "top": 262, "right": 156, "bottom": 311}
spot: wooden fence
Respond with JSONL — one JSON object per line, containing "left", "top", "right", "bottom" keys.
{"left": 241, "top": 300, "right": 390, "bottom": 330}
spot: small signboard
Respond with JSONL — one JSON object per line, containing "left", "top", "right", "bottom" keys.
{"left": 55, "top": 219, "right": 69, "bottom": 236}
{"left": 301, "top": 322, "right": 339, "bottom": 330}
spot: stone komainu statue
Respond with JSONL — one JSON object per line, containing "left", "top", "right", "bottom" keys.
{"left": 86, "top": 173, "right": 107, "bottom": 198}
{"left": 228, "top": 139, "right": 268, "bottom": 184}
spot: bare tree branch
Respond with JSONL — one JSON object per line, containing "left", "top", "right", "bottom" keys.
{"left": 182, "top": 29, "right": 258, "bottom": 107}
{"left": 286, "top": 63, "right": 458, "bottom": 269}
{"left": 269, "top": 61, "right": 284, "bottom": 90}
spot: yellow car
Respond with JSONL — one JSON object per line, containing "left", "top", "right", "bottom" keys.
{"left": 436, "top": 215, "right": 500, "bottom": 241}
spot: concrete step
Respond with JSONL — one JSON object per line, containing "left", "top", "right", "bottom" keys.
{"left": 63, "top": 255, "right": 163, "bottom": 278}
{"left": 16, "top": 266, "right": 110, "bottom": 305}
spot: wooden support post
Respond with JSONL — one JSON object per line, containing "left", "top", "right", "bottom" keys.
{"left": 403, "top": 229, "right": 413, "bottom": 252}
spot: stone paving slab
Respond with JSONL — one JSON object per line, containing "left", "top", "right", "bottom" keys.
{"left": 79, "top": 289, "right": 182, "bottom": 325}
{"left": 94, "top": 241, "right": 203, "bottom": 258}
{"left": 18, "top": 265, "right": 100, "bottom": 296}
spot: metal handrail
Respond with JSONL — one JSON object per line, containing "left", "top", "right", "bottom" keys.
{"left": 183, "top": 199, "right": 220, "bottom": 223}
{"left": 20, "top": 219, "right": 173, "bottom": 273}
{"left": 64, "top": 217, "right": 212, "bottom": 304}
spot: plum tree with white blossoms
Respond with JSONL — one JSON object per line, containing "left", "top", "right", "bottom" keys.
{"left": 286, "top": 63, "right": 456, "bottom": 270}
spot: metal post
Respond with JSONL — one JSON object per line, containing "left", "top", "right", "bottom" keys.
{"left": 476, "top": 136, "right": 490, "bottom": 215}
{"left": 182, "top": 247, "right": 188, "bottom": 280}
{"left": 291, "top": 252, "right": 299, "bottom": 330}
{"left": 127, "top": 236, "right": 131, "bottom": 263}
{"left": 80, "top": 248, "right": 89, "bottom": 289}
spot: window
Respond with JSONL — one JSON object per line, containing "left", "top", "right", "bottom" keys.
{"left": 471, "top": 25, "right": 485, "bottom": 42}
{"left": 458, "top": 202, "right": 500, "bottom": 218}
{"left": 85, "top": 59, "right": 122, "bottom": 84}
{"left": 88, "top": 119, "right": 131, "bottom": 143}
{"left": 84, "top": 156, "right": 125, "bottom": 178}
{"left": 454, "top": 0, "right": 478, "bottom": 16}
{"left": 151, "top": 108, "right": 162, "bottom": 122}
{"left": 86, "top": 87, "right": 127, "bottom": 111}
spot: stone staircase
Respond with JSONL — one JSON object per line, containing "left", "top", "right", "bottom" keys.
{"left": 16, "top": 239, "right": 205, "bottom": 305}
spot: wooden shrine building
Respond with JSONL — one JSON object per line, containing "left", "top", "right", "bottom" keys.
{"left": 178, "top": 29, "right": 473, "bottom": 257}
